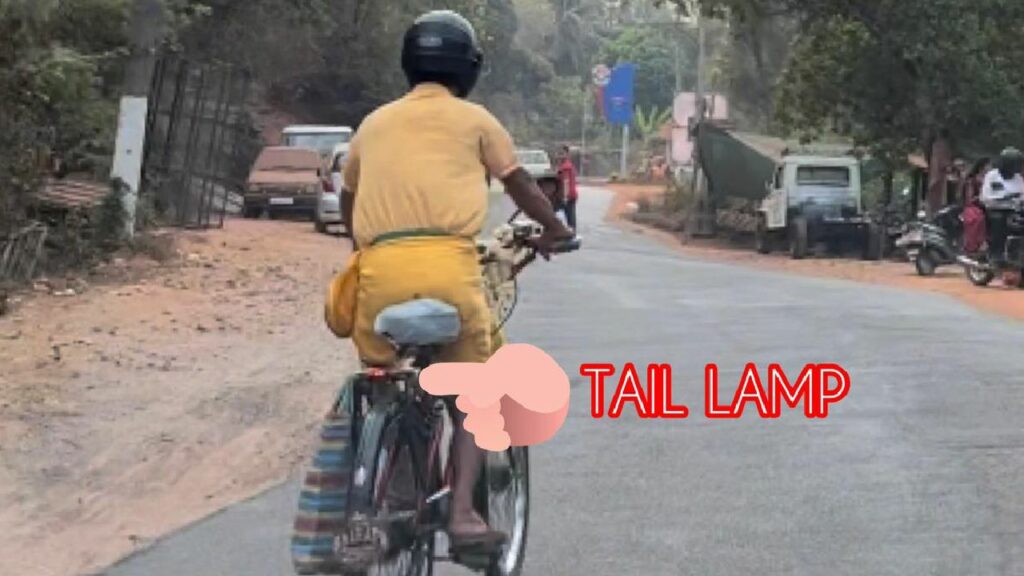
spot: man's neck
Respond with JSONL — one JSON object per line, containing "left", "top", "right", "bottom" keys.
{"left": 412, "top": 82, "right": 456, "bottom": 96}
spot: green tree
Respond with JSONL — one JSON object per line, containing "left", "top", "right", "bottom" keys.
{"left": 0, "top": 0, "right": 130, "bottom": 232}
{"left": 642, "top": 0, "right": 793, "bottom": 130}
{"left": 652, "top": 0, "right": 1024, "bottom": 160}
{"left": 548, "top": 0, "right": 608, "bottom": 77}
{"left": 602, "top": 25, "right": 692, "bottom": 111}
{"left": 774, "top": 0, "right": 1024, "bottom": 165}
{"left": 634, "top": 105, "right": 672, "bottom": 149}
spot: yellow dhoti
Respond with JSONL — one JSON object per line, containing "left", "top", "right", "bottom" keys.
{"left": 353, "top": 236, "right": 503, "bottom": 366}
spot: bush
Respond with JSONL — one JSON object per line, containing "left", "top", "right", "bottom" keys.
{"left": 93, "top": 179, "right": 129, "bottom": 250}
{"left": 663, "top": 177, "right": 697, "bottom": 215}
{"left": 0, "top": 0, "right": 126, "bottom": 236}
{"left": 39, "top": 179, "right": 133, "bottom": 276}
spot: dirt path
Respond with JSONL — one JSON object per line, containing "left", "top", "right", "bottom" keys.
{"left": 0, "top": 219, "right": 356, "bottom": 576}
{"left": 604, "top": 183, "right": 1024, "bottom": 322}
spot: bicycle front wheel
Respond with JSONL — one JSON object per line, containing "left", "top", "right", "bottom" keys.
{"left": 484, "top": 447, "right": 529, "bottom": 576}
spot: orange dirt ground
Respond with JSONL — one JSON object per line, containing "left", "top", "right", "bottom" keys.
{"left": 0, "top": 219, "right": 357, "bottom": 576}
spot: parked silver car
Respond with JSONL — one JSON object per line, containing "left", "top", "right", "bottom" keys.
{"left": 315, "top": 150, "right": 348, "bottom": 235}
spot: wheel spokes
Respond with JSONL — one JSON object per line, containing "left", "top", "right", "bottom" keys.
{"left": 487, "top": 450, "right": 527, "bottom": 575}
{"left": 369, "top": 444, "right": 434, "bottom": 576}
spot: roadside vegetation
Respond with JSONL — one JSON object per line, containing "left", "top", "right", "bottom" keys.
{"left": 5, "top": 0, "right": 1024, "bottom": 286}
{"left": 0, "top": 0, "right": 692, "bottom": 284}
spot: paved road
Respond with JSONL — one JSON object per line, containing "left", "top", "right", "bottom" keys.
{"left": 106, "top": 188, "right": 1024, "bottom": 576}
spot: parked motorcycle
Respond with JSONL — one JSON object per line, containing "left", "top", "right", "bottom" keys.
{"left": 957, "top": 194, "right": 1024, "bottom": 287}
{"left": 895, "top": 205, "right": 964, "bottom": 276}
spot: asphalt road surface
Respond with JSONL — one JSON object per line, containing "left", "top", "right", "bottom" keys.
{"left": 105, "top": 188, "right": 1024, "bottom": 576}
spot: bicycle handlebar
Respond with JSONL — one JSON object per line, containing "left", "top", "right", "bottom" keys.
{"left": 549, "top": 236, "right": 583, "bottom": 254}
{"left": 506, "top": 235, "right": 582, "bottom": 279}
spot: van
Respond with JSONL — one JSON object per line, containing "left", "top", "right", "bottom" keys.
{"left": 282, "top": 126, "right": 354, "bottom": 169}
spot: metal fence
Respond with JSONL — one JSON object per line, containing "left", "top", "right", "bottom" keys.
{"left": 0, "top": 223, "right": 48, "bottom": 284}
{"left": 142, "top": 53, "right": 256, "bottom": 229}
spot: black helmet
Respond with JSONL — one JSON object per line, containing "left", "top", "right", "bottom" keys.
{"left": 998, "top": 147, "right": 1023, "bottom": 179}
{"left": 401, "top": 10, "right": 483, "bottom": 98}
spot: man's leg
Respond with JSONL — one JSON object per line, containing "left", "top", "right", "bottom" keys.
{"left": 447, "top": 313, "right": 506, "bottom": 543}
{"left": 566, "top": 199, "right": 578, "bottom": 230}
{"left": 449, "top": 409, "right": 489, "bottom": 536}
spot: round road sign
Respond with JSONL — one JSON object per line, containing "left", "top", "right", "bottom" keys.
{"left": 592, "top": 64, "right": 611, "bottom": 87}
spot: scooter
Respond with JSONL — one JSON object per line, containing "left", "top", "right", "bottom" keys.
{"left": 957, "top": 193, "right": 1024, "bottom": 287}
{"left": 895, "top": 204, "right": 963, "bottom": 276}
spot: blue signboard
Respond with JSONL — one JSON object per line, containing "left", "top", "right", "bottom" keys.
{"left": 603, "top": 63, "right": 636, "bottom": 126}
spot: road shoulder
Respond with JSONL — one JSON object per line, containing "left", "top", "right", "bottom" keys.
{"left": 603, "top": 182, "right": 1024, "bottom": 323}
{"left": 0, "top": 219, "right": 357, "bottom": 576}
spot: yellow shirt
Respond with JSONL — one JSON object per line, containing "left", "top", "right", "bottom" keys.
{"left": 343, "top": 83, "right": 520, "bottom": 248}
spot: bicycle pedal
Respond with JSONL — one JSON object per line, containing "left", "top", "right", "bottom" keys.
{"left": 336, "top": 544, "right": 378, "bottom": 573}
{"left": 450, "top": 549, "right": 497, "bottom": 572}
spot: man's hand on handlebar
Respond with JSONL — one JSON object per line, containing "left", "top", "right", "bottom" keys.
{"left": 530, "top": 225, "right": 576, "bottom": 261}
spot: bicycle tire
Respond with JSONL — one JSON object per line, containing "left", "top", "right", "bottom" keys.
{"left": 359, "top": 408, "right": 435, "bottom": 576}
{"left": 478, "top": 447, "right": 530, "bottom": 576}
{"left": 348, "top": 393, "right": 436, "bottom": 573}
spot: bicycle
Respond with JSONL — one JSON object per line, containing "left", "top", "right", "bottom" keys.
{"left": 294, "top": 214, "right": 580, "bottom": 576}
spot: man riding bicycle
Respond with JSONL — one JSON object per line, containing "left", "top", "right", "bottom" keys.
{"left": 340, "top": 10, "right": 572, "bottom": 551}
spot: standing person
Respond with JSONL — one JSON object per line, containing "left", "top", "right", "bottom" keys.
{"left": 557, "top": 144, "right": 579, "bottom": 230}
{"left": 962, "top": 157, "right": 991, "bottom": 206}
{"left": 962, "top": 157, "right": 991, "bottom": 255}
{"left": 339, "top": 9, "right": 573, "bottom": 552}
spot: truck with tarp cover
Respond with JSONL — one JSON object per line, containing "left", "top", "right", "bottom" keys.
{"left": 693, "top": 122, "right": 882, "bottom": 260}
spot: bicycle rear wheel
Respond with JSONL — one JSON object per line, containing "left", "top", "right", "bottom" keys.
{"left": 365, "top": 417, "right": 435, "bottom": 576}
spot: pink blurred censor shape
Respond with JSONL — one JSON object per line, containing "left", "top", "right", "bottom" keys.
{"left": 419, "top": 344, "right": 571, "bottom": 452}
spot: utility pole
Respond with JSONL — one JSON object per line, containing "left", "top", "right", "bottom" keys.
{"left": 673, "top": 15, "right": 684, "bottom": 95}
{"left": 580, "top": 87, "right": 588, "bottom": 179}
{"left": 670, "top": 13, "right": 684, "bottom": 170}
{"left": 111, "top": 0, "right": 165, "bottom": 238}
{"left": 689, "top": 9, "right": 711, "bottom": 238}
{"left": 695, "top": 9, "right": 707, "bottom": 111}
{"left": 620, "top": 124, "right": 630, "bottom": 178}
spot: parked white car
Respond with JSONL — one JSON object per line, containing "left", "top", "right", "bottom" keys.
{"left": 516, "top": 149, "right": 556, "bottom": 180}
{"left": 516, "top": 148, "right": 563, "bottom": 209}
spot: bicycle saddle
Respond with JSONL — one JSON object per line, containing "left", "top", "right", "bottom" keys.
{"left": 374, "top": 299, "right": 461, "bottom": 347}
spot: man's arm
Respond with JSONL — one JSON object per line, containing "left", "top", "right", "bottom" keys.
{"left": 478, "top": 113, "right": 571, "bottom": 240}
{"left": 341, "top": 188, "right": 356, "bottom": 249}
{"left": 342, "top": 135, "right": 361, "bottom": 248}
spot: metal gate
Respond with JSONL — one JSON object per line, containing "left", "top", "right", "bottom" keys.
{"left": 142, "top": 53, "right": 256, "bottom": 229}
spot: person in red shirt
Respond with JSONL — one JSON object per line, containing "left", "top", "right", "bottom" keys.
{"left": 557, "top": 145, "right": 579, "bottom": 230}
{"left": 962, "top": 157, "right": 990, "bottom": 255}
